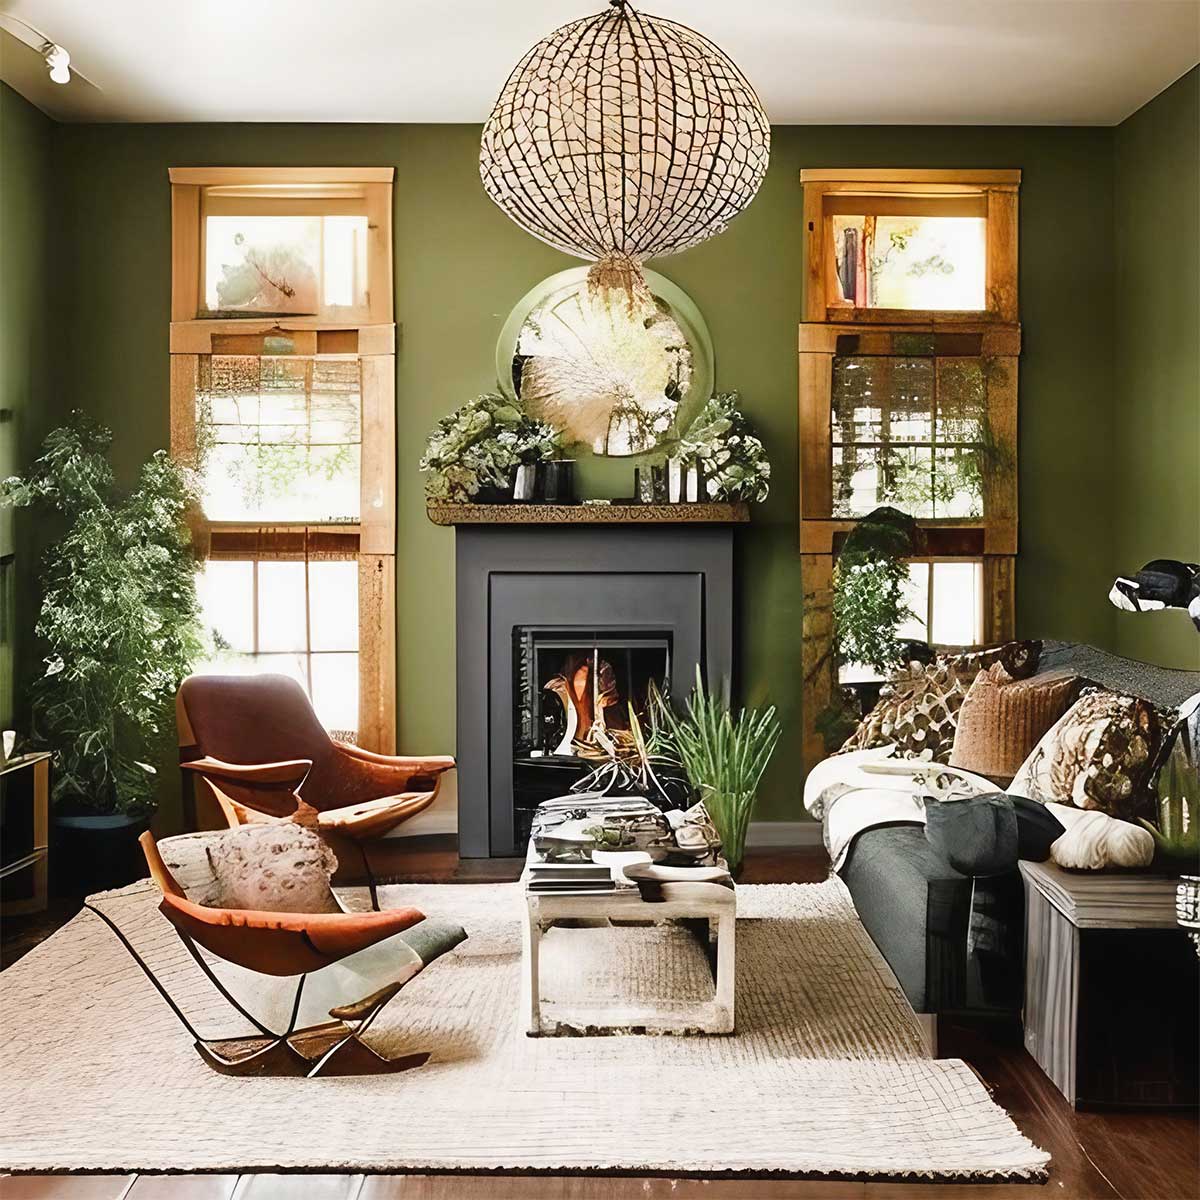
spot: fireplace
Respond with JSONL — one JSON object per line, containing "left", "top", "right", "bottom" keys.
{"left": 453, "top": 523, "right": 735, "bottom": 856}
{"left": 511, "top": 627, "right": 673, "bottom": 847}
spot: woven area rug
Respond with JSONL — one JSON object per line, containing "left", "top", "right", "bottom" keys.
{"left": 0, "top": 878, "right": 1049, "bottom": 1180}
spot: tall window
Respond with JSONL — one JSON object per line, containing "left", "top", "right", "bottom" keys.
{"left": 798, "top": 169, "right": 1020, "bottom": 769}
{"left": 170, "top": 168, "right": 396, "bottom": 752}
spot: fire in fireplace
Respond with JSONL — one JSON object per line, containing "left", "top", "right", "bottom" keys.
{"left": 511, "top": 628, "right": 672, "bottom": 846}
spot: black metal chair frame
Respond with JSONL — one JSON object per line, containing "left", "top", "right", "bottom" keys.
{"left": 84, "top": 898, "right": 429, "bottom": 1078}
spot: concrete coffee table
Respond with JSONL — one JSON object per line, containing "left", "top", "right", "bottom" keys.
{"left": 521, "top": 842, "right": 736, "bottom": 1036}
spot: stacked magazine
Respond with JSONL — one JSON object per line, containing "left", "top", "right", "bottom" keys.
{"left": 526, "top": 862, "right": 616, "bottom": 893}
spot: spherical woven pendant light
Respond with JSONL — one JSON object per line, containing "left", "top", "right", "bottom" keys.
{"left": 480, "top": 0, "right": 770, "bottom": 295}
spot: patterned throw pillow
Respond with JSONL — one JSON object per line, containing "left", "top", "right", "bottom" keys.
{"left": 1008, "top": 688, "right": 1169, "bottom": 823}
{"left": 839, "top": 641, "right": 1043, "bottom": 764}
{"left": 157, "top": 823, "right": 343, "bottom": 913}
{"left": 950, "top": 664, "right": 1080, "bottom": 779}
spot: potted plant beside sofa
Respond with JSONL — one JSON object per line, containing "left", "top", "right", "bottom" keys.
{"left": 0, "top": 413, "right": 204, "bottom": 893}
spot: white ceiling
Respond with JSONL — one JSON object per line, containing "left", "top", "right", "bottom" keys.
{"left": 1, "top": 0, "right": 1197, "bottom": 126}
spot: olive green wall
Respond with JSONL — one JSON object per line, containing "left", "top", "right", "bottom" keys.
{"left": 1113, "top": 67, "right": 1200, "bottom": 669}
{"left": 44, "top": 119, "right": 1124, "bottom": 823}
{"left": 0, "top": 83, "right": 55, "bottom": 729}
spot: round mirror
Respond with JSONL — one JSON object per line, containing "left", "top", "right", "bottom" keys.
{"left": 496, "top": 267, "right": 714, "bottom": 457}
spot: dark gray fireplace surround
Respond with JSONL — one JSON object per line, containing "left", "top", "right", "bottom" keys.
{"left": 455, "top": 525, "right": 735, "bottom": 857}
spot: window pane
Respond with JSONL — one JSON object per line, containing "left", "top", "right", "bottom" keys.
{"left": 197, "top": 560, "right": 254, "bottom": 653}
{"left": 930, "top": 561, "right": 983, "bottom": 646}
{"left": 205, "top": 216, "right": 321, "bottom": 316}
{"left": 258, "top": 561, "right": 307, "bottom": 652}
{"left": 322, "top": 215, "right": 367, "bottom": 309}
{"left": 311, "top": 653, "right": 358, "bottom": 737}
{"left": 897, "top": 562, "right": 929, "bottom": 643}
{"left": 196, "top": 355, "right": 361, "bottom": 522}
{"left": 204, "top": 214, "right": 370, "bottom": 317}
{"left": 309, "top": 560, "right": 358, "bottom": 652}
{"left": 832, "top": 215, "right": 986, "bottom": 311}
{"left": 831, "top": 354, "right": 991, "bottom": 519}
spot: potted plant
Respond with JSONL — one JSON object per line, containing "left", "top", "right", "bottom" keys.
{"left": 420, "top": 392, "right": 564, "bottom": 503}
{"left": 655, "top": 667, "right": 781, "bottom": 876}
{"left": 1141, "top": 713, "right": 1200, "bottom": 872}
{"left": 676, "top": 391, "right": 771, "bottom": 502}
{"left": 0, "top": 413, "right": 204, "bottom": 892}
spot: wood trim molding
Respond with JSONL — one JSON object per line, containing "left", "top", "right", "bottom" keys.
{"left": 169, "top": 321, "right": 395, "bottom": 354}
{"left": 799, "top": 167, "right": 1020, "bottom": 187}
{"left": 426, "top": 502, "right": 751, "bottom": 526}
{"left": 168, "top": 166, "right": 395, "bottom": 185}
{"left": 170, "top": 185, "right": 201, "bottom": 322}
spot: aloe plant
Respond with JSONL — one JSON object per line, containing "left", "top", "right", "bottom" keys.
{"left": 655, "top": 667, "right": 781, "bottom": 874}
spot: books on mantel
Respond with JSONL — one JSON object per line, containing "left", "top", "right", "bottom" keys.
{"left": 527, "top": 862, "right": 616, "bottom": 893}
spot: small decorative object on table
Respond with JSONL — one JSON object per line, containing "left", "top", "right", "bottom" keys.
{"left": 420, "top": 392, "right": 564, "bottom": 503}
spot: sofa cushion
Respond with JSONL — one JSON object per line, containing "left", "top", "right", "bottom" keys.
{"left": 924, "top": 792, "right": 1065, "bottom": 876}
{"left": 950, "top": 665, "right": 1079, "bottom": 778}
{"left": 1009, "top": 687, "right": 1170, "bottom": 823}
{"left": 925, "top": 793, "right": 1017, "bottom": 876}
{"left": 839, "top": 640, "right": 1043, "bottom": 763}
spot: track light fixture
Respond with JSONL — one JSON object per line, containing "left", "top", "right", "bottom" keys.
{"left": 43, "top": 42, "right": 71, "bottom": 84}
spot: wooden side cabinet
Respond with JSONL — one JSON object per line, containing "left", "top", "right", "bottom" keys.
{"left": 0, "top": 751, "right": 50, "bottom": 914}
{"left": 1020, "top": 860, "right": 1198, "bottom": 1109}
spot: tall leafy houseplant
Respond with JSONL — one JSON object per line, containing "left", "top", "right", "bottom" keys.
{"left": 657, "top": 668, "right": 781, "bottom": 875}
{"left": 832, "top": 505, "right": 918, "bottom": 673}
{"left": 0, "top": 414, "right": 204, "bottom": 815}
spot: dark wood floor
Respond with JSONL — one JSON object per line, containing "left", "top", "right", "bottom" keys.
{"left": 2, "top": 839, "right": 1197, "bottom": 1199}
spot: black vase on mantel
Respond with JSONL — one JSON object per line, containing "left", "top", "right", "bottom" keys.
{"left": 540, "top": 460, "right": 575, "bottom": 504}
{"left": 473, "top": 481, "right": 513, "bottom": 504}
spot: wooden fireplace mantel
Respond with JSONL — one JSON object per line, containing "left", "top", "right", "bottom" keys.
{"left": 426, "top": 502, "right": 751, "bottom": 526}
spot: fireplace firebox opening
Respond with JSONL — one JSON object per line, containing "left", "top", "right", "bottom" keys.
{"left": 511, "top": 627, "right": 672, "bottom": 848}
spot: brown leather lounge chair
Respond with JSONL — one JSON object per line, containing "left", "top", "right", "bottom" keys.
{"left": 176, "top": 673, "right": 455, "bottom": 906}
{"left": 83, "top": 831, "right": 466, "bottom": 1078}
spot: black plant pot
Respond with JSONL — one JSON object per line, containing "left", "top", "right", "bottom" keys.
{"left": 473, "top": 481, "right": 514, "bottom": 504}
{"left": 53, "top": 810, "right": 152, "bottom": 897}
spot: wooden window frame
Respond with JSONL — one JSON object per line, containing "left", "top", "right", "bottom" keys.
{"left": 799, "top": 168, "right": 1020, "bottom": 772}
{"left": 168, "top": 166, "right": 394, "bottom": 327}
{"left": 798, "top": 321, "right": 1020, "bottom": 557}
{"left": 801, "top": 168, "right": 1020, "bottom": 326}
{"left": 169, "top": 167, "right": 397, "bottom": 754}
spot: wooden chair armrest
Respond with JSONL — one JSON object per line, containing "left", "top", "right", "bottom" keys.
{"left": 332, "top": 742, "right": 454, "bottom": 775}
{"left": 181, "top": 756, "right": 313, "bottom": 791}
